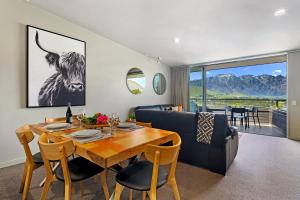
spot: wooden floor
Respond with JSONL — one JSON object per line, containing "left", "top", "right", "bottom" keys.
{"left": 233, "top": 122, "right": 286, "bottom": 138}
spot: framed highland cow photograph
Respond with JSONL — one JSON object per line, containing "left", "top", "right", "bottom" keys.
{"left": 27, "top": 25, "right": 86, "bottom": 108}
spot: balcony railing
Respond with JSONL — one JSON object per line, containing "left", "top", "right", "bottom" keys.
{"left": 190, "top": 97, "right": 287, "bottom": 124}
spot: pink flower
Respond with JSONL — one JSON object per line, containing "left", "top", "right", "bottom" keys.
{"left": 96, "top": 113, "right": 108, "bottom": 124}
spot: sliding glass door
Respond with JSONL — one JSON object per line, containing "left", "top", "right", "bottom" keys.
{"left": 189, "top": 67, "right": 204, "bottom": 112}
{"left": 189, "top": 60, "right": 287, "bottom": 137}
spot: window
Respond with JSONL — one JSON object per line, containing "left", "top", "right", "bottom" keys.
{"left": 189, "top": 67, "right": 203, "bottom": 112}
{"left": 189, "top": 59, "right": 287, "bottom": 112}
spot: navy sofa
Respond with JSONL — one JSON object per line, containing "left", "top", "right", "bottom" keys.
{"left": 135, "top": 106, "right": 238, "bottom": 175}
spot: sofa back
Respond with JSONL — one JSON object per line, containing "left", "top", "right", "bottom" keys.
{"left": 135, "top": 110, "right": 228, "bottom": 147}
{"left": 134, "top": 104, "right": 174, "bottom": 112}
{"left": 135, "top": 109, "right": 237, "bottom": 175}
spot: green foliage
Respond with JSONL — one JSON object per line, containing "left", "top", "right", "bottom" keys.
{"left": 83, "top": 113, "right": 99, "bottom": 125}
{"left": 83, "top": 116, "right": 97, "bottom": 125}
{"left": 132, "top": 89, "right": 141, "bottom": 94}
{"left": 128, "top": 112, "right": 136, "bottom": 119}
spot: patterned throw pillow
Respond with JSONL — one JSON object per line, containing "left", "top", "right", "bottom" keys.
{"left": 196, "top": 112, "right": 215, "bottom": 144}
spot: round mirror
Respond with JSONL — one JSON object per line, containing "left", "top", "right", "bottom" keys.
{"left": 126, "top": 68, "right": 146, "bottom": 95}
{"left": 153, "top": 73, "right": 166, "bottom": 95}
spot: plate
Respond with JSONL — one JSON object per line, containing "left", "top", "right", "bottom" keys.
{"left": 117, "top": 123, "right": 134, "bottom": 128}
{"left": 45, "top": 123, "right": 70, "bottom": 130}
{"left": 72, "top": 130, "right": 99, "bottom": 138}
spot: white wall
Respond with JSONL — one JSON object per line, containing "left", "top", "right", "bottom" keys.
{"left": 0, "top": 0, "right": 171, "bottom": 167}
{"left": 287, "top": 51, "right": 300, "bottom": 140}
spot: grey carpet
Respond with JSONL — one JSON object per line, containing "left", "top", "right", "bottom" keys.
{"left": 1, "top": 133, "right": 300, "bottom": 200}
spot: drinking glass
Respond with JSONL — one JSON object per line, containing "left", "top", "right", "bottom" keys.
{"left": 77, "top": 109, "right": 86, "bottom": 128}
{"left": 108, "top": 113, "right": 119, "bottom": 135}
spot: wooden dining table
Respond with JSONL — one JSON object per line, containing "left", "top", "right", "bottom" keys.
{"left": 29, "top": 121, "right": 177, "bottom": 199}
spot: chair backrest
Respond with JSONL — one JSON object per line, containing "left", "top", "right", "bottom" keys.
{"left": 231, "top": 108, "right": 246, "bottom": 115}
{"left": 252, "top": 107, "right": 258, "bottom": 113}
{"left": 144, "top": 133, "right": 181, "bottom": 195}
{"left": 16, "top": 125, "right": 35, "bottom": 163}
{"left": 145, "top": 133, "right": 181, "bottom": 166}
{"left": 136, "top": 121, "right": 152, "bottom": 128}
{"left": 38, "top": 133, "right": 75, "bottom": 161}
{"left": 45, "top": 117, "right": 66, "bottom": 123}
{"left": 38, "top": 133, "right": 75, "bottom": 183}
{"left": 45, "top": 116, "right": 78, "bottom": 124}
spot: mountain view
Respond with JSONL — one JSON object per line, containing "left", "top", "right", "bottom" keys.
{"left": 190, "top": 74, "right": 287, "bottom": 99}
{"left": 189, "top": 62, "right": 287, "bottom": 110}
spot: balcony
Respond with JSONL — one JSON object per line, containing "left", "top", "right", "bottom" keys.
{"left": 190, "top": 98, "right": 287, "bottom": 137}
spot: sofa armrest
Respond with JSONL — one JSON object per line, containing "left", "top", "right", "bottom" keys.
{"left": 225, "top": 133, "right": 239, "bottom": 171}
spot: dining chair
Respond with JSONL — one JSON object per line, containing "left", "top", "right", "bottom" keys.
{"left": 136, "top": 121, "right": 152, "bottom": 128}
{"left": 113, "top": 133, "right": 182, "bottom": 200}
{"left": 231, "top": 108, "right": 248, "bottom": 128}
{"left": 16, "top": 125, "right": 44, "bottom": 200}
{"left": 38, "top": 133, "right": 110, "bottom": 200}
{"left": 44, "top": 116, "right": 78, "bottom": 123}
{"left": 110, "top": 122, "right": 152, "bottom": 173}
{"left": 248, "top": 107, "right": 261, "bottom": 127}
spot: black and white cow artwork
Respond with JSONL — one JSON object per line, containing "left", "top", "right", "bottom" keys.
{"left": 35, "top": 31, "right": 85, "bottom": 107}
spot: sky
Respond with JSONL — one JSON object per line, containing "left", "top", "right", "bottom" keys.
{"left": 130, "top": 77, "right": 146, "bottom": 87}
{"left": 190, "top": 62, "right": 287, "bottom": 80}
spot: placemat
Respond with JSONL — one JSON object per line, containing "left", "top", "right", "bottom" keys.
{"left": 64, "top": 132, "right": 111, "bottom": 144}
{"left": 44, "top": 125, "right": 78, "bottom": 132}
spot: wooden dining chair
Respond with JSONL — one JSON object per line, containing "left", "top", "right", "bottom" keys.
{"left": 45, "top": 116, "right": 78, "bottom": 123}
{"left": 16, "top": 125, "right": 44, "bottom": 200}
{"left": 136, "top": 121, "right": 152, "bottom": 128}
{"left": 38, "top": 133, "right": 110, "bottom": 200}
{"left": 110, "top": 121, "right": 152, "bottom": 173}
{"left": 113, "top": 133, "right": 182, "bottom": 200}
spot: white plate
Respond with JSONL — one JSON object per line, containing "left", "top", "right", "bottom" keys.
{"left": 72, "top": 130, "right": 99, "bottom": 138}
{"left": 45, "top": 123, "right": 70, "bottom": 130}
{"left": 117, "top": 123, "right": 134, "bottom": 128}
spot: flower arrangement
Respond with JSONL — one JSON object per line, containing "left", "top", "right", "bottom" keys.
{"left": 97, "top": 113, "right": 109, "bottom": 124}
{"left": 83, "top": 113, "right": 108, "bottom": 125}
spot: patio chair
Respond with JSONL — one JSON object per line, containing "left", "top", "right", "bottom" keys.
{"left": 248, "top": 107, "right": 261, "bottom": 128}
{"left": 231, "top": 108, "right": 248, "bottom": 128}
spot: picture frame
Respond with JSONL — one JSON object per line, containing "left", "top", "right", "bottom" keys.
{"left": 26, "top": 25, "right": 86, "bottom": 108}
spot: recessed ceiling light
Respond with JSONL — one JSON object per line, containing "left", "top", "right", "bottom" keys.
{"left": 174, "top": 37, "right": 180, "bottom": 44}
{"left": 274, "top": 8, "right": 286, "bottom": 17}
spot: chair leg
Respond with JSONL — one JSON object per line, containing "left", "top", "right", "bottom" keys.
{"left": 114, "top": 183, "right": 124, "bottom": 200}
{"left": 149, "top": 189, "right": 157, "bottom": 200}
{"left": 100, "top": 171, "right": 110, "bottom": 200}
{"left": 65, "top": 182, "right": 72, "bottom": 200}
{"left": 22, "top": 164, "right": 33, "bottom": 200}
{"left": 253, "top": 116, "right": 256, "bottom": 125}
{"left": 169, "top": 178, "right": 180, "bottom": 200}
{"left": 40, "top": 176, "right": 52, "bottom": 200}
{"left": 129, "top": 189, "right": 133, "bottom": 200}
{"left": 19, "top": 162, "right": 28, "bottom": 193}
{"left": 257, "top": 116, "right": 261, "bottom": 128}
{"left": 142, "top": 191, "right": 147, "bottom": 200}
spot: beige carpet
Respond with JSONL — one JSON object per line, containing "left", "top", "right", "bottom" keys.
{"left": 1, "top": 133, "right": 300, "bottom": 200}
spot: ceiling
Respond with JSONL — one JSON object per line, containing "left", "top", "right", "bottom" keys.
{"left": 29, "top": 0, "right": 300, "bottom": 67}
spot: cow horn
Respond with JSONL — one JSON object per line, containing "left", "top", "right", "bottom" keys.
{"left": 35, "top": 31, "right": 54, "bottom": 54}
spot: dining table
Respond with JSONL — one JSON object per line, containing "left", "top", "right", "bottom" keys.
{"left": 29, "top": 120, "right": 177, "bottom": 199}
